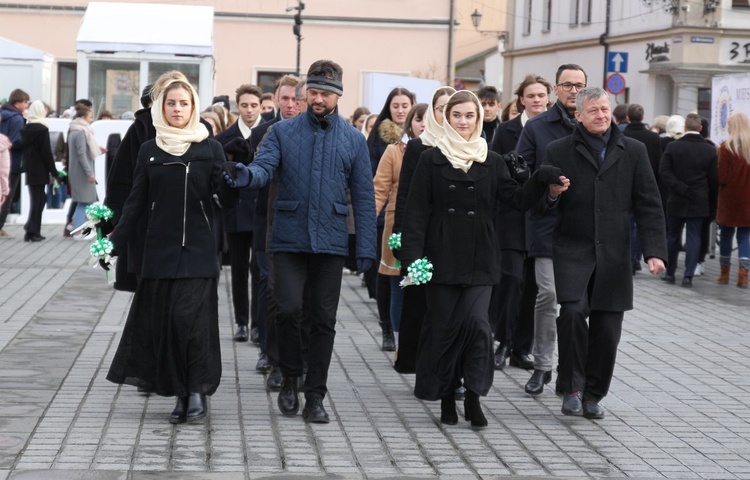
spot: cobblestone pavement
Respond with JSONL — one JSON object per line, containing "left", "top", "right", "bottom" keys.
{"left": 1, "top": 223, "right": 749, "bottom": 480}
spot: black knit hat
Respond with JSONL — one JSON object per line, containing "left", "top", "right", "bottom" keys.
{"left": 140, "top": 84, "right": 154, "bottom": 109}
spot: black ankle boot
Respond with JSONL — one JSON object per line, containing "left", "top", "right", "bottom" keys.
{"left": 186, "top": 393, "right": 207, "bottom": 422}
{"left": 440, "top": 395, "right": 458, "bottom": 425}
{"left": 169, "top": 396, "right": 188, "bottom": 424}
{"left": 464, "top": 390, "right": 488, "bottom": 428}
{"left": 381, "top": 325, "right": 396, "bottom": 352}
{"left": 278, "top": 376, "right": 300, "bottom": 416}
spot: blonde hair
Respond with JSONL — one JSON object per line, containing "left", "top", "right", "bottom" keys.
{"left": 726, "top": 112, "right": 750, "bottom": 165}
{"left": 151, "top": 71, "right": 190, "bottom": 103}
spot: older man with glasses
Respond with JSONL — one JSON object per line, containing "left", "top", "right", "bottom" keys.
{"left": 516, "top": 64, "right": 587, "bottom": 398}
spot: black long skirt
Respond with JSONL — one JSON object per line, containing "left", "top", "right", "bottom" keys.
{"left": 107, "top": 277, "right": 222, "bottom": 397}
{"left": 393, "top": 284, "right": 427, "bottom": 373}
{"left": 414, "top": 284, "right": 494, "bottom": 401}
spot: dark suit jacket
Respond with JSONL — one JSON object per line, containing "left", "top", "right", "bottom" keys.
{"left": 216, "top": 121, "right": 257, "bottom": 232}
{"left": 659, "top": 133, "right": 718, "bottom": 219}
{"left": 490, "top": 115, "right": 525, "bottom": 251}
{"left": 546, "top": 125, "right": 667, "bottom": 311}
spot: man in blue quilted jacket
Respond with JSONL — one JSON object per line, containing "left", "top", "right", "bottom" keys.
{"left": 224, "top": 59, "right": 377, "bottom": 423}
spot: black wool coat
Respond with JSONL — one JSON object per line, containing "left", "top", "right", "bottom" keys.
{"left": 110, "top": 139, "right": 236, "bottom": 279}
{"left": 546, "top": 125, "right": 667, "bottom": 312}
{"left": 216, "top": 121, "right": 258, "bottom": 233}
{"left": 249, "top": 113, "right": 281, "bottom": 252}
{"left": 623, "top": 122, "right": 667, "bottom": 207}
{"left": 22, "top": 123, "right": 59, "bottom": 186}
{"left": 400, "top": 147, "right": 547, "bottom": 286}
{"left": 490, "top": 114, "right": 525, "bottom": 251}
{"left": 392, "top": 138, "right": 429, "bottom": 235}
{"left": 659, "top": 134, "right": 718, "bottom": 219}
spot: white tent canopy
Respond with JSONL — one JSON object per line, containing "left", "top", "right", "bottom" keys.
{"left": 76, "top": 2, "right": 214, "bottom": 56}
{"left": 0, "top": 37, "right": 50, "bottom": 61}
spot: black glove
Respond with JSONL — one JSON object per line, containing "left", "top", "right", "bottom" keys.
{"left": 535, "top": 165, "right": 564, "bottom": 186}
{"left": 223, "top": 137, "right": 253, "bottom": 164}
{"left": 503, "top": 152, "right": 530, "bottom": 183}
{"left": 356, "top": 258, "right": 374, "bottom": 275}
{"left": 99, "top": 259, "right": 111, "bottom": 271}
{"left": 400, "top": 260, "right": 414, "bottom": 278}
{"left": 98, "top": 218, "right": 114, "bottom": 236}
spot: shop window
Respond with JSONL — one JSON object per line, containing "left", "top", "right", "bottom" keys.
{"left": 257, "top": 71, "right": 296, "bottom": 94}
{"left": 57, "top": 62, "right": 76, "bottom": 113}
{"left": 89, "top": 60, "right": 140, "bottom": 118}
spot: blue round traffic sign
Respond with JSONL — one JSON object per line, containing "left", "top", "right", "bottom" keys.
{"left": 606, "top": 73, "right": 626, "bottom": 96}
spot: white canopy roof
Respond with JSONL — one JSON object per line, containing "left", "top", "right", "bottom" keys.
{"left": 76, "top": 2, "right": 214, "bottom": 56}
{"left": 0, "top": 37, "right": 49, "bottom": 61}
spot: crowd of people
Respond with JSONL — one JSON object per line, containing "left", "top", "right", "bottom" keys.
{"left": 2, "top": 58, "right": 749, "bottom": 429}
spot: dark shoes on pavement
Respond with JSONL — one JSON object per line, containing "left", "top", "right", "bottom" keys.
{"left": 525, "top": 369, "right": 552, "bottom": 396}
{"left": 266, "top": 366, "right": 282, "bottom": 390}
{"left": 382, "top": 330, "right": 396, "bottom": 352}
{"left": 509, "top": 351, "right": 534, "bottom": 370}
{"left": 494, "top": 344, "right": 510, "bottom": 370}
{"left": 561, "top": 391, "right": 583, "bottom": 416}
{"left": 24, "top": 233, "right": 46, "bottom": 242}
{"left": 583, "top": 399, "right": 605, "bottom": 419}
{"left": 169, "top": 396, "right": 188, "bottom": 424}
{"left": 440, "top": 395, "right": 458, "bottom": 425}
{"left": 464, "top": 390, "right": 487, "bottom": 428}
{"left": 661, "top": 274, "right": 676, "bottom": 284}
{"left": 302, "top": 397, "right": 330, "bottom": 423}
{"left": 255, "top": 353, "right": 271, "bottom": 372}
{"left": 233, "top": 325, "right": 249, "bottom": 342}
{"left": 682, "top": 276, "right": 693, "bottom": 287}
{"left": 278, "top": 376, "right": 301, "bottom": 416}
{"left": 187, "top": 393, "right": 207, "bottom": 422}
{"left": 250, "top": 326, "right": 260, "bottom": 344}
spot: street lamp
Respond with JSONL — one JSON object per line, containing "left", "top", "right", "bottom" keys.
{"left": 470, "top": 9, "right": 508, "bottom": 42}
{"left": 286, "top": 1, "right": 305, "bottom": 76}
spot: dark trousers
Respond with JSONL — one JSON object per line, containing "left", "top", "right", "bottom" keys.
{"left": 274, "top": 252, "right": 343, "bottom": 399}
{"left": 0, "top": 172, "right": 20, "bottom": 228}
{"left": 255, "top": 250, "right": 270, "bottom": 353}
{"left": 227, "top": 232, "right": 253, "bottom": 326}
{"left": 556, "top": 286, "right": 624, "bottom": 402}
{"left": 667, "top": 216, "right": 706, "bottom": 278}
{"left": 490, "top": 249, "right": 533, "bottom": 354}
{"left": 24, "top": 185, "right": 47, "bottom": 236}
{"left": 630, "top": 215, "right": 641, "bottom": 268}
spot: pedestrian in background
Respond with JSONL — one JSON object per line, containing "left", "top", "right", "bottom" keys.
{"left": 107, "top": 71, "right": 235, "bottom": 424}
{"left": 716, "top": 112, "right": 750, "bottom": 288}
{"left": 0, "top": 117, "right": 10, "bottom": 208}
{"left": 67, "top": 105, "right": 102, "bottom": 229}
{"left": 0, "top": 88, "right": 30, "bottom": 238}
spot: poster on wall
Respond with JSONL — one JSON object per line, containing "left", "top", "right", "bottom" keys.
{"left": 711, "top": 72, "right": 750, "bottom": 145}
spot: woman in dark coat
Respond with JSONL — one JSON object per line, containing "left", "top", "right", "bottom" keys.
{"left": 22, "top": 101, "right": 61, "bottom": 242}
{"left": 401, "top": 90, "right": 566, "bottom": 428}
{"left": 392, "top": 86, "right": 454, "bottom": 373}
{"left": 107, "top": 71, "right": 235, "bottom": 424}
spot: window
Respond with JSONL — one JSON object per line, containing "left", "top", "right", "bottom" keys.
{"left": 523, "top": 0, "right": 532, "bottom": 35}
{"left": 570, "top": 0, "right": 580, "bottom": 26}
{"left": 88, "top": 60, "right": 140, "bottom": 118}
{"left": 542, "top": 0, "right": 552, "bottom": 32}
{"left": 581, "top": 0, "right": 592, "bottom": 24}
{"left": 733, "top": 0, "right": 750, "bottom": 7}
{"left": 257, "top": 70, "right": 295, "bottom": 94}
{"left": 57, "top": 63, "right": 76, "bottom": 113}
{"left": 148, "top": 63, "right": 200, "bottom": 89}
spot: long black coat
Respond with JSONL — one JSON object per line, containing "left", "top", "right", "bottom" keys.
{"left": 659, "top": 134, "right": 718, "bottom": 219}
{"left": 623, "top": 122, "right": 667, "bottom": 207}
{"left": 392, "top": 138, "right": 429, "bottom": 236}
{"left": 216, "top": 121, "right": 257, "bottom": 233}
{"left": 249, "top": 113, "right": 281, "bottom": 252}
{"left": 546, "top": 125, "right": 667, "bottom": 312}
{"left": 401, "top": 147, "right": 547, "bottom": 286}
{"left": 22, "top": 123, "right": 59, "bottom": 186}
{"left": 110, "top": 139, "right": 235, "bottom": 279}
{"left": 490, "top": 114, "right": 525, "bottom": 251}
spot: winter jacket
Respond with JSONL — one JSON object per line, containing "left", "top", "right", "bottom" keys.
{"left": 248, "top": 107, "right": 376, "bottom": 260}
{"left": 0, "top": 104, "right": 25, "bottom": 174}
{"left": 216, "top": 120, "right": 257, "bottom": 233}
{"left": 490, "top": 114, "right": 526, "bottom": 251}
{"left": 22, "top": 123, "right": 59, "bottom": 186}
{"left": 716, "top": 143, "right": 750, "bottom": 227}
{"left": 111, "top": 138, "right": 235, "bottom": 279}
{"left": 0, "top": 133, "right": 10, "bottom": 198}
{"left": 660, "top": 133, "right": 718, "bottom": 219}
{"left": 392, "top": 138, "right": 429, "bottom": 236}
{"left": 67, "top": 129, "right": 98, "bottom": 204}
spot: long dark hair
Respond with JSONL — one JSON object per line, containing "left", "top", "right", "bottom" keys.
{"left": 367, "top": 87, "right": 416, "bottom": 165}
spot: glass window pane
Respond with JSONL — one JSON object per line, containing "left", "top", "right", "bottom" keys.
{"left": 89, "top": 60, "right": 140, "bottom": 118}
{"left": 148, "top": 63, "right": 200, "bottom": 91}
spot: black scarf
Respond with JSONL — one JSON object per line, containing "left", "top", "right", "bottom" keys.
{"left": 555, "top": 102, "right": 577, "bottom": 131}
{"left": 577, "top": 123, "right": 612, "bottom": 166}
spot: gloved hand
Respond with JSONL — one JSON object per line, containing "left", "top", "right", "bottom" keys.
{"left": 222, "top": 161, "right": 251, "bottom": 188}
{"left": 535, "top": 165, "right": 564, "bottom": 186}
{"left": 400, "top": 260, "right": 414, "bottom": 278}
{"left": 99, "top": 259, "right": 111, "bottom": 271}
{"left": 98, "top": 218, "right": 114, "bottom": 236}
{"left": 356, "top": 258, "right": 374, "bottom": 275}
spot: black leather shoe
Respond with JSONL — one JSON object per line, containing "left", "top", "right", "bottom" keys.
{"left": 24, "top": 234, "right": 45, "bottom": 242}
{"left": 509, "top": 351, "right": 534, "bottom": 370}
{"left": 382, "top": 330, "right": 396, "bottom": 352}
{"left": 255, "top": 353, "right": 271, "bottom": 372}
{"left": 266, "top": 367, "right": 282, "bottom": 390}
{"left": 682, "top": 276, "right": 693, "bottom": 287}
{"left": 186, "top": 393, "right": 207, "bottom": 422}
{"left": 463, "top": 391, "right": 488, "bottom": 428}
{"left": 233, "top": 325, "right": 249, "bottom": 342}
{"left": 583, "top": 400, "right": 605, "bottom": 419}
{"left": 494, "top": 344, "right": 511, "bottom": 370}
{"left": 525, "top": 369, "right": 552, "bottom": 396}
{"left": 278, "top": 376, "right": 300, "bottom": 416}
{"left": 562, "top": 392, "right": 583, "bottom": 416}
{"left": 440, "top": 396, "right": 458, "bottom": 425}
{"left": 169, "top": 396, "right": 188, "bottom": 424}
{"left": 302, "top": 397, "right": 330, "bottom": 423}
{"left": 250, "top": 326, "right": 260, "bottom": 344}
{"left": 661, "top": 274, "right": 676, "bottom": 284}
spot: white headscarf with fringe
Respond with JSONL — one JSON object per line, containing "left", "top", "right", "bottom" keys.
{"left": 420, "top": 86, "right": 454, "bottom": 148}
{"left": 151, "top": 78, "right": 208, "bottom": 156}
{"left": 436, "top": 90, "right": 487, "bottom": 173}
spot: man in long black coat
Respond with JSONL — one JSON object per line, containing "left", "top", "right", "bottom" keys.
{"left": 545, "top": 87, "right": 667, "bottom": 419}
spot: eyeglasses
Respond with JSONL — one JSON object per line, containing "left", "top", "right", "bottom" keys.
{"left": 434, "top": 105, "right": 446, "bottom": 113}
{"left": 557, "top": 83, "right": 587, "bottom": 92}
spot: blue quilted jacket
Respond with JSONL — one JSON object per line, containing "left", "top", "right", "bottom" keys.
{"left": 248, "top": 108, "right": 377, "bottom": 260}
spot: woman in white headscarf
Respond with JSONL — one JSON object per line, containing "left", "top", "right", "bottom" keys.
{"left": 67, "top": 104, "right": 102, "bottom": 229}
{"left": 106, "top": 71, "right": 236, "bottom": 424}
{"left": 400, "top": 90, "right": 568, "bottom": 429}
{"left": 21, "top": 100, "right": 62, "bottom": 241}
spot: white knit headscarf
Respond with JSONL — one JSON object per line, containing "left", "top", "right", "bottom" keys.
{"left": 436, "top": 91, "right": 487, "bottom": 173}
{"left": 420, "top": 86, "right": 454, "bottom": 148}
{"left": 151, "top": 78, "right": 208, "bottom": 156}
{"left": 26, "top": 101, "right": 48, "bottom": 127}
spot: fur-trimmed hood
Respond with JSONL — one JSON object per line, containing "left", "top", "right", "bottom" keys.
{"left": 378, "top": 119, "right": 403, "bottom": 145}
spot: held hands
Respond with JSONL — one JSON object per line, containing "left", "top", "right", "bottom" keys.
{"left": 222, "top": 161, "right": 251, "bottom": 188}
{"left": 647, "top": 257, "right": 666, "bottom": 275}
{"left": 356, "top": 258, "right": 374, "bottom": 275}
{"left": 548, "top": 176, "right": 570, "bottom": 198}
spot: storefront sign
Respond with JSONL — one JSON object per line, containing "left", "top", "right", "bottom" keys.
{"left": 645, "top": 42, "right": 670, "bottom": 62}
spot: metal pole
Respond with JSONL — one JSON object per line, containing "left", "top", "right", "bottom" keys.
{"left": 296, "top": 37, "right": 301, "bottom": 77}
{"left": 448, "top": 0, "right": 455, "bottom": 85}
{"left": 600, "top": 0, "right": 612, "bottom": 88}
